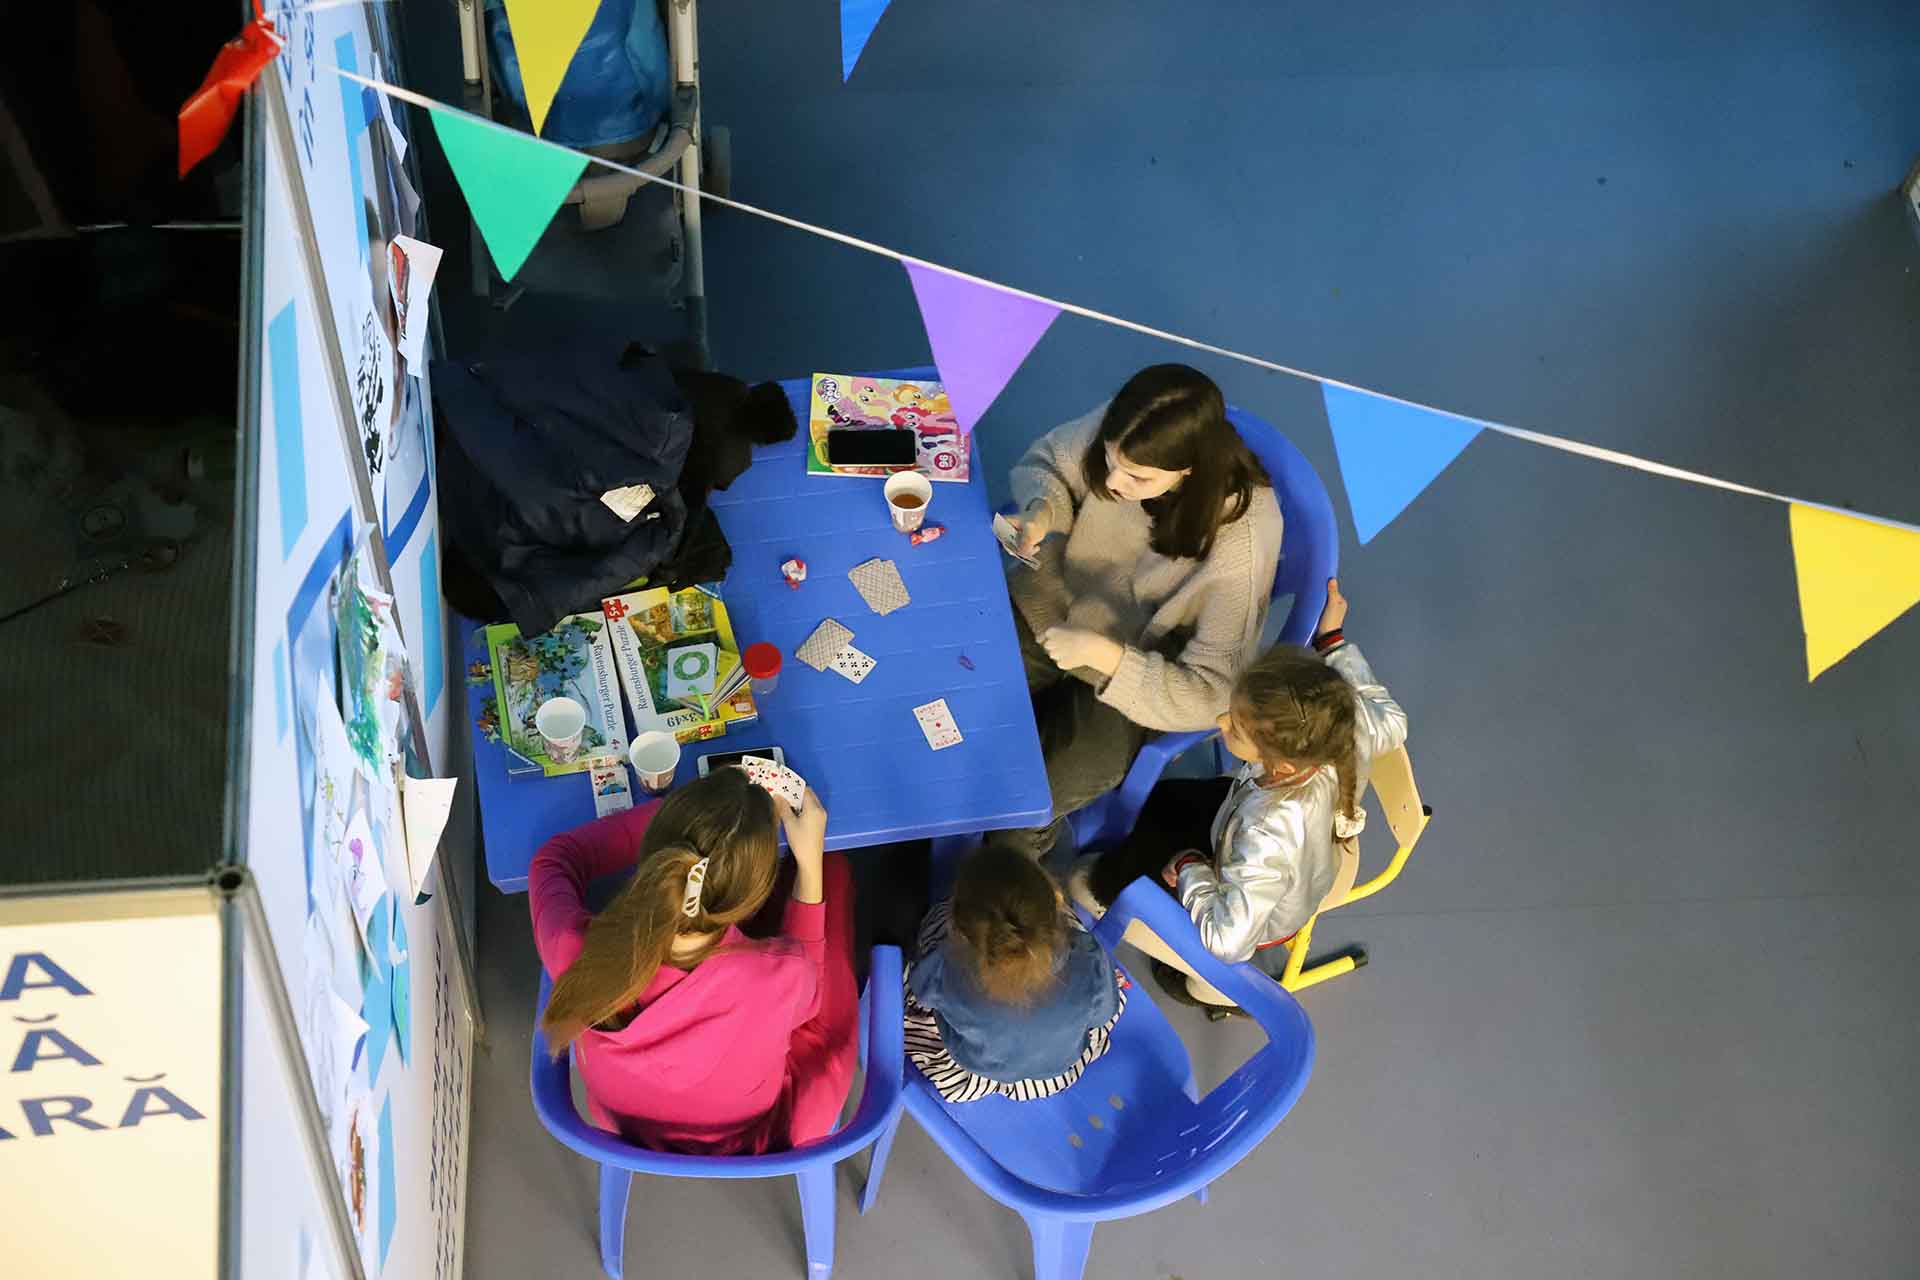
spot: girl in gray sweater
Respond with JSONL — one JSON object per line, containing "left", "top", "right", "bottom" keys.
{"left": 1001, "top": 364, "right": 1285, "bottom": 859}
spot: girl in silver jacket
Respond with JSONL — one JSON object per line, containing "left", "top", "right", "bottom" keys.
{"left": 1073, "top": 579, "right": 1408, "bottom": 1001}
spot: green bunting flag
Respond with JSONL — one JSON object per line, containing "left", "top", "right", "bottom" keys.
{"left": 428, "top": 105, "right": 586, "bottom": 281}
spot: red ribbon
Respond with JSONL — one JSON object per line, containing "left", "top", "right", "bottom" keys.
{"left": 177, "top": 4, "right": 282, "bottom": 178}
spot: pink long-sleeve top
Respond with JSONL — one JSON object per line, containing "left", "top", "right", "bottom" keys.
{"left": 528, "top": 801, "right": 825, "bottom": 1155}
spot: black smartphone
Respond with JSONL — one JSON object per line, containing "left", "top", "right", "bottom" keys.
{"left": 696, "top": 747, "right": 786, "bottom": 775}
{"left": 826, "top": 428, "right": 917, "bottom": 468}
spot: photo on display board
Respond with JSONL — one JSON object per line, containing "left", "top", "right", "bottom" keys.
{"left": 347, "top": 65, "right": 432, "bottom": 550}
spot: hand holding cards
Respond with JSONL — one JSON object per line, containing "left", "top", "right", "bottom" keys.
{"left": 993, "top": 513, "right": 1040, "bottom": 569}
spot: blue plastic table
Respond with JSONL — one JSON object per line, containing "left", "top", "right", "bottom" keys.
{"left": 463, "top": 370, "right": 1050, "bottom": 892}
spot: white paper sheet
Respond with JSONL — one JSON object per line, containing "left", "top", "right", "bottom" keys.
{"left": 385, "top": 234, "right": 444, "bottom": 373}
{"left": 371, "top": 53, "right": 408, "bottom": 165}
{"left": 398, "top": 774, "right": 457, "bottom": 899}
{"left": 339, "top": 808, "right": 388, "bottom": 959}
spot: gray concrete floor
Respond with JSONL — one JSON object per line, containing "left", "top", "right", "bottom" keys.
{"left": 437, "top": 3, "right": 1920, "bottom": 1276}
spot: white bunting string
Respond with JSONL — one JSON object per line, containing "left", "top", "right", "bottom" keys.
{"left": 320, "top": 60, "right": 1919, "bottom": 537}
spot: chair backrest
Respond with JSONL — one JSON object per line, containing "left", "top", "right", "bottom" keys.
{"left": 904, "top": 881, "right": 1312, "bottom": 1217}
{"left": 528, "top": 953, "right": 903, "bottom": 1180}
{"left": 1320, "top": 743, "right": 1428, "bottom": 913}
{"left": 1228, "top": 406, "right": 1338, "bottom": 646}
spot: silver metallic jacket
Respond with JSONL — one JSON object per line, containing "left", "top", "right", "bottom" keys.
{"left": 1175, "top": 642, "right": 1408, "bottom": 963}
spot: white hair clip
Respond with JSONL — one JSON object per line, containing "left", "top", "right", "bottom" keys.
{"left": 681, "top": 857, "right": 710, "bottom": 918}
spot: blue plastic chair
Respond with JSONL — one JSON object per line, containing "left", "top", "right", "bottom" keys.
{"left": 1067, "top": 407, "right": 1340, "bottom": 854}
{"left": 861, "top": 879, "right": 1315, "bottom": 1280}
{"left": 529, "top": 947, "right": 906, "bottom": 1280}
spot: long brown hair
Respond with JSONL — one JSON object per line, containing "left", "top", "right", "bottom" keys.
{"left": 1082, "top": 364, "right": 1270, "bottom": 560}
{"left": 949, "top": 844, "right": 1068, "bottom": 1006}
{"left": 1233, "top": 645, "right": 1360, "bottom": 824}
{"left": 541, "top": 768, "right": 779, "bottom": 1052}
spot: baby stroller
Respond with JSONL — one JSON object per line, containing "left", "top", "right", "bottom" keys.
{"left": 458, "top": 0, "right": 729, "bottom": 364}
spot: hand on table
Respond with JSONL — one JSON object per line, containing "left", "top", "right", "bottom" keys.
{"left": 1040, "top": 626, "right": 1125, "bottom": 678}
{"left": 1314, "top": 576, "right": 1348, "bottom": 639}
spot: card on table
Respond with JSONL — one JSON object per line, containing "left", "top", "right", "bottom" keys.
{"left": 992, "top": 513, "right": 1040, "bottom": 568}
{"left": 848, "top": 558, "right": 910, "bottom": 615}
{"left": 797, "top": 617, "right": 854, "bottom": 671}
{"left": 588, "top": 757, "right": 634, "bottom": 816}
{"left": 829, "top": 644, "right": 876, "bottom": 684}
{"left": 912, "top": 698, "right": 962, "bottom": 751}
{"left": 739, "top": 754, "right": 807, "bottom": 809}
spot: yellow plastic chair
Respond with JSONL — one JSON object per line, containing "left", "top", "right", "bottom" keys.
{"left": 1268, "top": 742, "right": 1430, "bottom": 995}
{"left": 1083, "top": 744, "right": 1431, "bottom": 1011}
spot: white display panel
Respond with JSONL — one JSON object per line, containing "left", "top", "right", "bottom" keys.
{"left": 0, "top": 887, "right": 223, "bottom": 1279}
{"left": 231, "top": 888, "right": 359, "bottom": 1280}
{"left": 243, "top": 24, "right": 472, "bottom": 1280}
{"left": 267, "top": 0, "right": 448, "bottom": 773}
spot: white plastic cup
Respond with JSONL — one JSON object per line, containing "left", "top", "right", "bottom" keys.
{"left": 534, "top": 697, "right": 587, "bottom": 763}
{"left": 627, "top": 730, "right": 682, "bottom": 795}
{"left": 884, "top": 470, "right": 933, "bottom": 533}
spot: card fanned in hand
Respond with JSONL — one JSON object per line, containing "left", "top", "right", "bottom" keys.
{"left": 848, "top": 558, "right": 909, "bottom": 616}
{"left": 739, "top": 754, "right": 806, "bottom": 809}
{"left": 796, "top": 618, "right": 854, "bottom": 671}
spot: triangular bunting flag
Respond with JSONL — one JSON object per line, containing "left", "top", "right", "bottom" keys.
{"left": 841, "top": 0, "right": 893, "bottom": 80}
{"left": 904, "top": 262, "right": 1059, "bottom": 433}
{"left": 1788, "top": 504, "right": 1920, "bottom": 680}
{"left": 429, "top": 106, "right": 586, "bottom": 282}
{"left": 1321, "top": 384, "right": 1483, "bottom": 544}
{"left": 503, "top": 0, "right": 602, "bottom": 135}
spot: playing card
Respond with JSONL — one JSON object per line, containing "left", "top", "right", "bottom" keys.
{"left": 829, "top": 644, "right": 876, "bottom": 684}
{"left": 588, "top": 757, "right": 633, "bottom": 817}
{"left": 797, "top": 618, "right": 854, "bottom": 671}
{"left": 740, "top": 755, "right": 806, "bottom": 809}
{"left": 848, "top": 558, "right": 910, "bottom": 615}
{"left": 993, "top": 513, "right": 1040, "bottom": 568}
{"left": 912, "top": 698, "right": 963, "bottom": 751}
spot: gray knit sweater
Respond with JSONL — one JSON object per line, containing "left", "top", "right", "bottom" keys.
{"left": 1008, "top": 406, "right": 1284, "bottom": 732}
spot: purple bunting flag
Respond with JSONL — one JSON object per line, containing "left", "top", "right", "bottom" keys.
{"left": 903, "top": 262, "right": 1060, "bottom": 434}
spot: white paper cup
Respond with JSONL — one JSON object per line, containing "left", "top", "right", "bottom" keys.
{"left": 884, "top": 470, "right": 933, "bottom": 532}
{"left": 627, "top": 730, "right": 682, "bottom": 795}
{"left": 534, "top": 697, "right": 587, "bottom": 763}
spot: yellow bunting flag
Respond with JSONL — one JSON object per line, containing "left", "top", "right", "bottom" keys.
{"left": 1789, "top": 504, "right": 1920, "bottom": 680}
{"left": 502, "top": 0, "right": 602, "bottom": 136}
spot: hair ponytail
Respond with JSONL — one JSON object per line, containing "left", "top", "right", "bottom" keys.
{"left": 1233, "top": 646, "right": 1362, "bottom": 827}
{"left": 540, "top": 769, "right": 780, "bottom": 1053}
{"left": 950, "top": 845, "right": 1069, "bottom": 1006}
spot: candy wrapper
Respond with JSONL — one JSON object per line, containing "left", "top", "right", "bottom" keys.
{"left": 780, "top": 558, "right": 808, "bottom": 590}
{"left": 908, "top": 524, "right": 946, "bottom": 546}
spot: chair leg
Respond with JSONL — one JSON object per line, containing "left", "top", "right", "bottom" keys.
{"left": 1285, "top": 948, "right": 1366, "bottom": 993}
{"left": 794, "top": 1163, "right": 838, "bottom": 1280}
{"left": 858, "top": 1108, "right": 903, "bottom": 1215}
{"left": 597, "top": 1165, "right": 632, "bottom": 1280}
{"left": 1022, "top": 1214, "right": 1096, "bottom": 1280}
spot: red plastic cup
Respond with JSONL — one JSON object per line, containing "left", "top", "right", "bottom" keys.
{"left": 744, "top": 642, "right": 782, "bottom": 696}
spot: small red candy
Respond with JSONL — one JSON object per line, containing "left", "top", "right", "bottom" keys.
{"left": 908, "top": 524, "right": 946, "bottom": 546}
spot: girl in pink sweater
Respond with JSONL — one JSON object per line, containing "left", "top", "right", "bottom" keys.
{"left": 530, "top": 767, "right": 858, "bottom": 1155}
